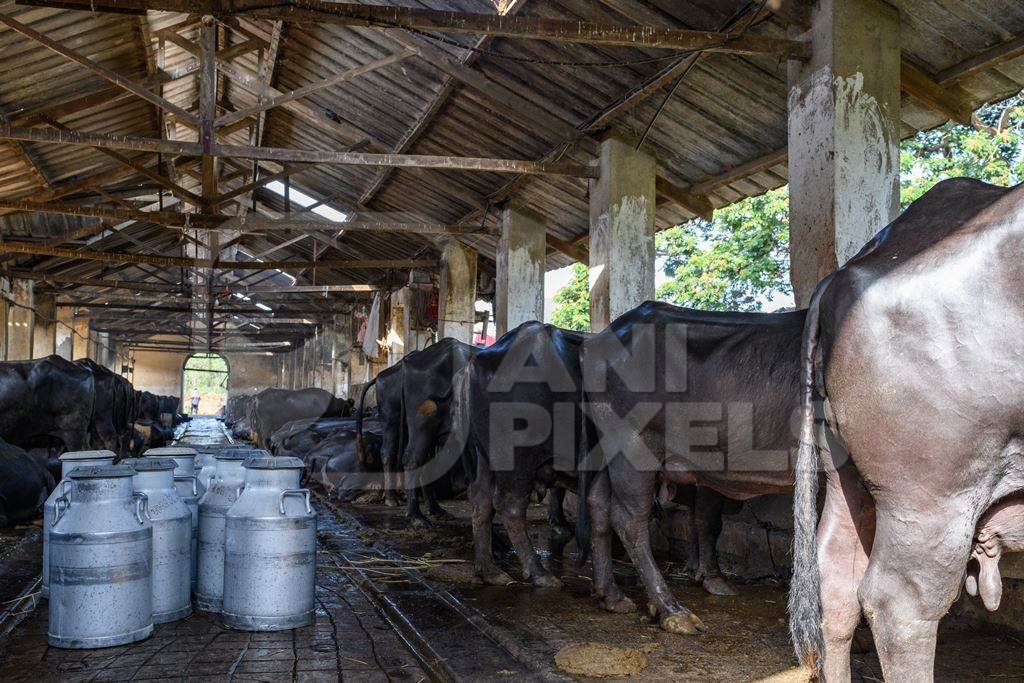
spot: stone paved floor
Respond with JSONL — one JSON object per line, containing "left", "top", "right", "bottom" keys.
{"left": 0, "top": 418, "right": 428, "bottom": 683}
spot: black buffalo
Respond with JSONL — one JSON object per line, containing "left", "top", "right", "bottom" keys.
{"left": 316, "top": 426, "right": 385, "bottom": 503}
{"left": 581, "top": 301, "right": 804, "bottom": 634}
{"left": 249, "top": 387, "right": 348, "bottom": 449}
{"left": 0, "top": 438, "right": 55, "bottom": 526}
{"left": 456, "top": 321, "right": 585, "bottom": 587}
{"left": 356, "top": 363, "right": 405, "bottom": 507}
{"left": 76, "top": 358, "right": 135, "bottom": 455}
{"left": 399, "top": 338, "right": 476, "bottom": 526}
{"left": 0, "top": 355, "right": 94, "bottom": 452}
{"left": 790, "top": 179, "right": 1024, "bottom": 680}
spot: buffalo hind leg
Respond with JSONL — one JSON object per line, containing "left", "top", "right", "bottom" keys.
{"left": 469, "top": 455, "right": 512, "bottom": 585}
{"left": 547, "top": 487, "right": 572, "bottom": 538}
{"left": 608, "top": 461, "right": 704, "bottom": 634}
{"left": 817, "top": 462, "right": 875, "bottom": 683}
{"left": 588, "top": 471, "right": 635, "bottom": 613}
{"left": 497, "top": 490, "right": 561, "bottom": 588}
{"left": 692, "top": 487, "right": 736, "bottom": 596}
{"left": 858, "top": 503, "right": 975, "bottom": 682}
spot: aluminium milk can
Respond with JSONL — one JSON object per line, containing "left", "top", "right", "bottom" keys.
{"left": 42, "top": 450, "right": 116, "bottom": 598}
{"left": 222, "top": 457, "right": 316, "bottom": 631}
{"left": 48, "top": 465, "right": 153, "bottom": 649}
{"left": 144, "top": 446, "right": 203, "bottom": 589}
{"left": 194, "top": 448, "right": 219, "bottom": 491}
{"left": 132, "top": 458, "right": 192, "bottom": 624}
{"left": 195, "top": 452, "right": 247, "bottom": 612}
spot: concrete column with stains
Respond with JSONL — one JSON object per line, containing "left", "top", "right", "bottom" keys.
{"left": 72, "top": 311, "right": 90, "bottom": 361}
{"left": 438, "top": 239, "right": 477, "bottom": 343}
{"left": 588, "top": 134, "right": 656, "bottom": 330}
{"left": 6, "top": 279, "right": 34, "bottom": 360}
{"left": 496, "top": 203, "right": 546, "bottom": 337}
{"left": 55, "top": 305, "right": 74, "bottom": 360}
{"left": 32, "top": 291, "right": 56, "bottom": 358}
{"left": 787, "top": 0, "right": 901, "bottom": 306}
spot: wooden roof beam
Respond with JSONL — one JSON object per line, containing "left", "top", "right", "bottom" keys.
{"left": 14, "top": 0, "right": 811, "bottom": 59}
{"left": 0, "top": 241, "right": 437, "bottom": 271}
{"left": 0, "top": 12, "right": 199, "bottom": 125}
{"left": 900, "top": 62, "right": 973, "bottom": 126}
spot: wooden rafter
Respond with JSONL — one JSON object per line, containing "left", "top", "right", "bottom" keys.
{"left": 14, "top": 0, "right": 811, "bottom": 59}
{"left": 0, "top": 124, "right": 596, "bottom": 176}
{"left": 0, "top": 13, "right": 199, "bottom": 125}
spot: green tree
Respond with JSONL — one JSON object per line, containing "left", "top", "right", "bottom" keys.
{"left": 550, "top": 262, "right": 590, "bottom": 331}
{"left": 900, "top": 95, "right": 1023, "bottom": 207}
{"left": 656, "top": 188, "right": 790, "bottom": 312}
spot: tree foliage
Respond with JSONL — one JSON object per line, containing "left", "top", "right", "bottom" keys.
{"left": 655, "top": 188, "right": 790, "bottom": 312}
{"left": 550, "top": 262, "right": 590, "bottom": 331}
{"left": 549, "top": 93, "right": 1024, "bottom": 320}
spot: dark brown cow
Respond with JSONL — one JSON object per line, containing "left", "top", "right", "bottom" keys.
{"left": 0, "top": 355, "right": 94, "bottom": 452}
{"left": 790, "top": 179, "right": 1024, "bottom": 681}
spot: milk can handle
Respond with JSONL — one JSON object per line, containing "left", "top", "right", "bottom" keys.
{"left": 52, "top": 495, "right": 70, "bottom": 528}
{"left": 174, "top": 474, "right": 198, "bottom": 496}
{"left": 133, "top": 492, "right": 150, "bottom": 523}
{"left": 279, "top": 489, "right": 312, "bottom": 515}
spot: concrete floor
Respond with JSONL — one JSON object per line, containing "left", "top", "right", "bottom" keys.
{"left": 1, "top": 417, "right": 1023, "bottom": 682}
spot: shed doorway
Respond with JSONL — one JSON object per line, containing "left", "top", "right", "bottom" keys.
{"left": 182, "top": 353, "right": 229, "bottom": 417}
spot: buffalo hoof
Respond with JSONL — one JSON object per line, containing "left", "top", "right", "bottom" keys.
{"left": 480, "top": 569, "right": 515, "bottom": 586}
{"left": 384, "top": 494, "right": 400, "bottom": 508}
{"left": 409, "top": 515, "right": 432, "bottom": 529}
{"left": 531, "top": 573, "right": 562, "bottom": 589}
{"left": 660, "top": 611, "right": 706, "bottom": 635}
{"left": 701, "top": 576, "right": 737, "bottom": 596}
{"left": 600, "top": 594, "right": 636, "bottom": 614}
{"left": 428, "top": 507, "right": 454, "bottom": 521}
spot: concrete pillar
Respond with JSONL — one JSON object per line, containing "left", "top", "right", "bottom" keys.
{"left": 6, "top": 280, "right": 34, "bottom": 360}
{"left": 588, "top": 133, "right": 656, "bottom": 330}
{"left": 787, "top": 0, "right": 900, "bottom": 306}
{"left": 72, "top": 312, "right": 90, "bottom": 360}
{"left": 388, "top": 290, "right": 405, "bottom": 366}
{"left": 438, "top": 239, "right": 477, "bottom": 343}
{"left": 32, "top": 291, "right": 56, "bottom": 358}
{"left": 330, "top": 313, "right": 352, "bottom": 397}
{"left": 496, "top": 204, "right": 546, "bottom": 337}
{"left": 55, "top": 305, "right": 74, "bottom": 360}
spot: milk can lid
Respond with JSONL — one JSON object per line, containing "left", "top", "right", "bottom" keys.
{"left": 59, "top": 449, "right": 116, "bottom": 462}
{"left": 131, "top": 458, "right": 176, "bottom": 472}
{"left": 243, "top": 456, "right": 304, "bottom": 470}
{"left": 68, "top": 464, "right": 136, "bottom": 479}
{"left": 144, "top": 447, "right": 198, "bottom": 456}
{"left": 215, "top": 451, "right": 254, "bottom": 461}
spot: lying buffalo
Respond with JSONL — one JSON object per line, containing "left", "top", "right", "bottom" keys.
{"left": 249, "top": 387, "right": 349, "bottom": 449}
{"left": 0, "top": 355, "right": 94, "bottom": 452}
{"left": 581, "top": 301, "right": 804, "bottom": 633}
{"left": 270, "top": 416, "right": 359, "bottom": 460}
{"left": 456, "top": 321, "right": 585, "bottom": 587}
{"left": 790, "top": 179, "right": 1024, "bottom": 681}
{"left": 0, "top": 438, "right": 55, "bottom": 526}
{"left": 314, "top": 426, "right": 385, "bottom": 503}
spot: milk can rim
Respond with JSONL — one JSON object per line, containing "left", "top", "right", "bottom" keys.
{"left": 68, "top": 464, "right": 136, "bottom": 479}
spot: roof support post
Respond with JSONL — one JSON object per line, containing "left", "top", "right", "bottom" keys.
{"left": 4, "top": 279, "right": 34, "bottom": 360}
{"left": 495, "top": 203, "right": 545, "bottom": 337}
{"left": 32, "top": 290, "right": 56, "bottom": 358}
{"left": 588, "top": 133, "right": 656, "bottom": 331}
{"left": 787, "top": 0, "right": 901, "bottom": 306}
{"left": 438, "top": 239, "right": 477, "bottom": 344}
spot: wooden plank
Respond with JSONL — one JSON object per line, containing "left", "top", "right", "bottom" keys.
{"left": 0, "top": 241, "right": 437, "bottom": 270}
{"left": 900, "top": 62, "right": 973, "bottom": 125}
{"left": 0, "top": 12, "right": 200, "bottom": 125}
{"left": 215, "top": 50, "right": 415, "bottom": 128}
{"left": 655, "top": 177, "right": 714, "bottom": 220}
{"left": 199, "top": 18, "right": 218, "bottom": 208}
{"left": 15, "top": 0, "right": 811, "bottom": 58}
{"left": 936, "top": 33, "right": 1024, "bottom": 84}
{"left": 0, "top": 124, "right": 595, "bottom": 175}
{"left": 545, "top": 233, "right": 588, "bottom": 264}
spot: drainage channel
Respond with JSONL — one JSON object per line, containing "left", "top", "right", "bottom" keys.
{"left": 312, "top": 490, "right": 573, "bottom": 683}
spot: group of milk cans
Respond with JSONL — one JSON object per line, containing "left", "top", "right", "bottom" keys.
{"left": 41, "top": 445, "right": 317, "bottom": 648}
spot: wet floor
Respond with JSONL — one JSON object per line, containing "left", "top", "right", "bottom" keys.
{"left": 1, "top": 417, "right": 1023, "bottom": 681}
